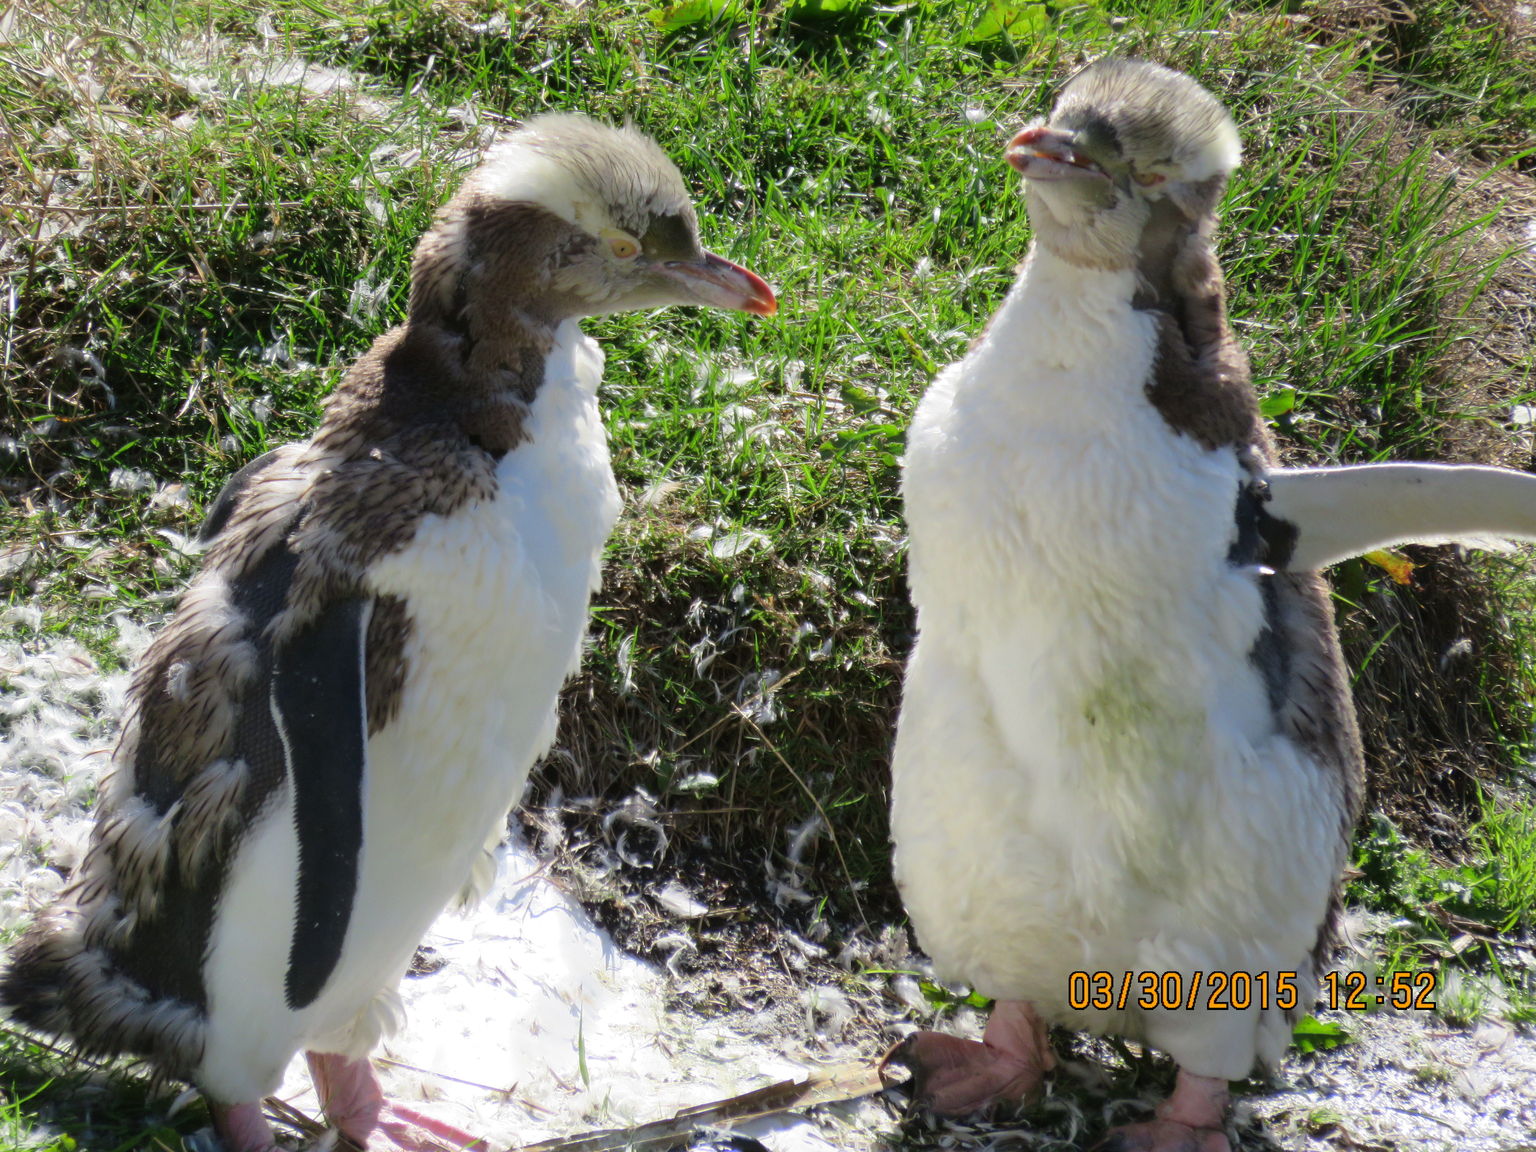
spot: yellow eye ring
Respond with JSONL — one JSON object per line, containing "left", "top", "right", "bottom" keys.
{"left": 604, "top": 231, "right": 640, "bottom": 260}
{"left": 1133, "top": 171, "right": 1167, "bottom": 187}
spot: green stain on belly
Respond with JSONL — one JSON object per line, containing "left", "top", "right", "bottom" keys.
{"left": 1062, "top": 660, "right": 1212, "bottom": 892}
{"left": 1080, "top": 673, "right": 1157, "bottom": 737}
{"left": 1073, "top": 659, "right": 1205, "bottom": 769}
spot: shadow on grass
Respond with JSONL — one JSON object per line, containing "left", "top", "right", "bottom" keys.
{"left": 0, "top": 1030, "right": 206, "bottom": 1152}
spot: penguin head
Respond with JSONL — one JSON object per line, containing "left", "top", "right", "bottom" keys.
{"left": 1006, "top": 59, "right": 1241, "bottom": 268}
{"left": 409, "top": 113, "right": 775, "bottom": 332}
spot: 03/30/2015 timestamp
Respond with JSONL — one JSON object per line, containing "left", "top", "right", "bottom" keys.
{"left": 1067, "top": 970, "right": 1439, "bottom": 1012}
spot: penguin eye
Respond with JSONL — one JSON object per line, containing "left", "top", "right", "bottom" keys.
{"left": 604, "top": 231, "right": 640, "bottom": 260}
{"left": 1133, "top": 170, "right": 1167, "bottom": 187}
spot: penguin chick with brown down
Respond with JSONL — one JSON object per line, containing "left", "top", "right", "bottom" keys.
{"left": 1, "top": 115, "right": 775, "bottom": 1152}
{"left": 890, "top": 60, "right": 1352, "bottom": 1152}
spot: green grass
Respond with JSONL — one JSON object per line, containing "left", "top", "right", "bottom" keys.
{"left": 1349, "top": 796, "right": 1536, "bottom": 1024}
{"left": 0, "top": 1026, "right": 206, "bottom": 1151}
{"left": 3, "top": 0, "right": 1536, "bottom": 1144}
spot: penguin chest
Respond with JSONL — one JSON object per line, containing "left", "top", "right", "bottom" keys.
{"left": 903, "top": 298, "right": 1268, "bottom": 744}
{"left": 363, "top": 451, "right": 619, "bottom": 858}
{"left": 321, "top": 335, "right": 623, "bottom": 1003}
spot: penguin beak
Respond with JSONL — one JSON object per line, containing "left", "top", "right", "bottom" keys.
{"left": 1006, "top": 126, "right": 1110, "bottom": 182}
{"left": 658, "top": 252, "right": 779, "bottom": 316}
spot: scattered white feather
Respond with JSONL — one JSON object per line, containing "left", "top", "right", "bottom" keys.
{"left": 0, "top": 615, "right": 144, "bottom": 936}
{"left": 709, "top": 529, "right": 771, "bottom": 560}
{"left": 654, "top": 880, "right": 709, "bottom": 920}
{"left": 108, "top": 468, "right": 156, "bottom": 494}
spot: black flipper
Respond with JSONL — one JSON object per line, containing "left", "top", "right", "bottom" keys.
{"left": 273, "top": 596, "right": 372, "bottom": 1010}
{"left": 1228, "top": 479, "right": 1298, "bottom": 572}
{"left": 199, "top": 447, "right": 291, "bottom": 543}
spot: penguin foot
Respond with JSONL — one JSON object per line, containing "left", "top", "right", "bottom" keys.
{"left": 883, "top": 1030, "right": 1038, "bottom": 1114}
{"left": 379, "top": 1103, "right": 492, "bottom": 1150}
{"left": 209, "top": 1100, "right": 280, "bottom": 1152}
{"left": 307, "top": 1051, "right": 489, "bottom": 1150}
{"left": 881, "top": 999, "right": 1053, "bottom": 1115}
{"left": 1091, "top": 1068, "right": 1230, "bottom": 1152}
{"left": 1088, "top": 1119, "right": 1230, "bottom": 1152}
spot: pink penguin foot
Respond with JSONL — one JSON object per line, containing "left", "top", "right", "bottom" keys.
{"left": 307, "top": 1051, "right": 490, "bottom": 1151}
{"left": 210, "top": 1100, "right": 281, "bottom": 1152}
{"left": 1092, "top": 1068, "right": 1231, "bottom": 1152}
{"left": 882, "top": 999, "right": 1055, "bottom": 1115}
{"left": 378, "top": 1102, "right": 492, "bottom": 1150}
{"left": 1090, "top": 1119, "right": 1231, "bottom": 1152}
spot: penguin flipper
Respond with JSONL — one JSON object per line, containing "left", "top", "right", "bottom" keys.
{"left": 198, "top": 444, "right": 304, "bottom": 543}
{"left": 1264, "top": 463, "right": 1536, "bottom": 571}
{"left": 271, "top": 594, "right": 372, "bottom": 1011}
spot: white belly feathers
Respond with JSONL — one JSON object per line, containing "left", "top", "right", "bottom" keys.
{"left": 199, "top": 321, "right": 621, "bottom": 1100}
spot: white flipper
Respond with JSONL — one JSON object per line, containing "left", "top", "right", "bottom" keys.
{"left": 1266, "top": 463, "right": 1536, "bottom": 571}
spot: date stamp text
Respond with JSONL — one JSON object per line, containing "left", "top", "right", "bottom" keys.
{"left": 1067, "top": 970, "right": 1439, "bottom": 1012}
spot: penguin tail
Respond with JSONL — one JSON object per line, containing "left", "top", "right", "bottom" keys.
{"left": 0, "top": 908, "right": 206, "bottom": 1080}
{"left": 0, "top": 919, "right": 76, "bottom": 1033}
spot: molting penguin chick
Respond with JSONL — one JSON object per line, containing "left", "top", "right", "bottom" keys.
{"left": 1, "top": 114, "right": 774, "bottom": 1152}
{"left": 890, "top": 60, "right": 1354, "bottom": 1152}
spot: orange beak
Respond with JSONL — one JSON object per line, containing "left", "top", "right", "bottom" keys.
{"left": 661, "top": 252, "right": 778, "bottom": 316}
{"left": 1005, "top": 126, "right": 1109, "bottom": 182}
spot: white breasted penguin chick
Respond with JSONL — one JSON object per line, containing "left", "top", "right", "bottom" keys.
{"left": 1, "top": 114, "right": 775, "bottom": 1152}
{"left": 890, "top": 60, "right": 1354, "bottom": 1152}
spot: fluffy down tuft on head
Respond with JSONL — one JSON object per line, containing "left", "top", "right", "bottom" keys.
{"left": 1055, "top": 59, "right": 1241, "bottom": 182}
{"left": 472, "top": 113, "right": 695, "bottom": 237}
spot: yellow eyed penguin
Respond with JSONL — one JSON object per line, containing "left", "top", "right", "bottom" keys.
{"left": 1, "top": 114, "right": 775, "bottom": 1152}
{"left": 891, "top": 59, "right": 1372, "bottom": 1152}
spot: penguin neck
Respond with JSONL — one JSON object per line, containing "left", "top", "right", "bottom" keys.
{"left": 1017, "top": 241, "right": 1139, "bottom": 304}
{"left": 457, "top": 313, "right": 559, "bottom": 403}
{"left": 313, "top": 315, "right": 556, "bottom": 465}
{"left": 979, "top": 243, "right": 1141, "bottom": 371}
{"left": 1131, "top": 197, "right": 1194, "bottom": 313}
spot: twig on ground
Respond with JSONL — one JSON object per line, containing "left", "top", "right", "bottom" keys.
{"left": 262, "top": 1092, "right": 327, "bottom": 1140}
{"left": 373, "top": 1055, "right": 519, "bottom": 1099}
{"left": 513, "top": 1061, "right": 885, "bottom": 1152}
